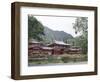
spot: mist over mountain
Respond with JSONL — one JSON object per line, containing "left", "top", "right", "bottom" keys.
{"left": 43, "top": 26, "right": 73, "bottom": 43}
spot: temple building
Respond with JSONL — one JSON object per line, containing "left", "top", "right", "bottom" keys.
{"left": 48, "top": 40, "right": 71, "bottom": 55}
{"left": 28, "top": 39, "right": 82, "bottom": 57}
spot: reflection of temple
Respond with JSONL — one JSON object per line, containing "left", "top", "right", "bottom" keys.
{"left": 28, "top": 39, "right": 82, "bottom": 57}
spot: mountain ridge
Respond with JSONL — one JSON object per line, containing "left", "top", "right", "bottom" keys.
{"left": 43, "top": 26, "right": 73, "bottom": 43}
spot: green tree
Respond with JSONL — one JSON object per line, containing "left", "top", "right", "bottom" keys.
{"left": 28, "top": 15, "right": 45, "bottom": 41}
{"left": 73, "top": 17, "right": 88, "bottom": 54}
{"left": 73, "top": 17, "right": 88, "bottom": 35}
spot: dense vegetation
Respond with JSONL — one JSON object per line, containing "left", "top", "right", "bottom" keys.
{"left": 28, "top": 15, "right": 45, "bottom": 41}
{"left": 73, "top": 17, "right": 88, "bottom": 54}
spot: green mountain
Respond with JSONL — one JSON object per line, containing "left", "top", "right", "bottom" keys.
{"left": 43, "top": 26, "right": 73, "bottom": 43}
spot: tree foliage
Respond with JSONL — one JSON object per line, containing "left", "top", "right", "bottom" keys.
{"left": 73, "top": 17, "right": 88, "bottom": 54}
{"left": 73, "top": 17, "right": 88, "bottom": 35}
{"left": 28, "top": 15, "right": 45, "bottom": 41}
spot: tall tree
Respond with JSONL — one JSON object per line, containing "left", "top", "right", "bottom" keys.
{"left": 28, "top": 15, "right": 45, "bottom": 41}
{"left": 73, "top": 17, "right": 88, "bottom": 37}
{"left": 73, "top": 17, "right": 88, "bottom": 54}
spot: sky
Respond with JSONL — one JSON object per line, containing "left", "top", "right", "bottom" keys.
{"left": 33, "top": 15, "right": 80, "bottom": 37}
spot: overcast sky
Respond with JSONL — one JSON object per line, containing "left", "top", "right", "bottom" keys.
{"left": 33, "top": 15, "right": 80, "bottom": 37}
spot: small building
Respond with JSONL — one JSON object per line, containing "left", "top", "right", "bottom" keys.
{"left": 28, "top": 46, "right": 42, "bottom": 57}
{"left": 28, "top": 38, "right": 42, "bottom": 47}
{"left": 68, "top": 46, "right": 82, "bottom": 54}
{"left": 28, "top": 39, "right": 53, "bottom": 57}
